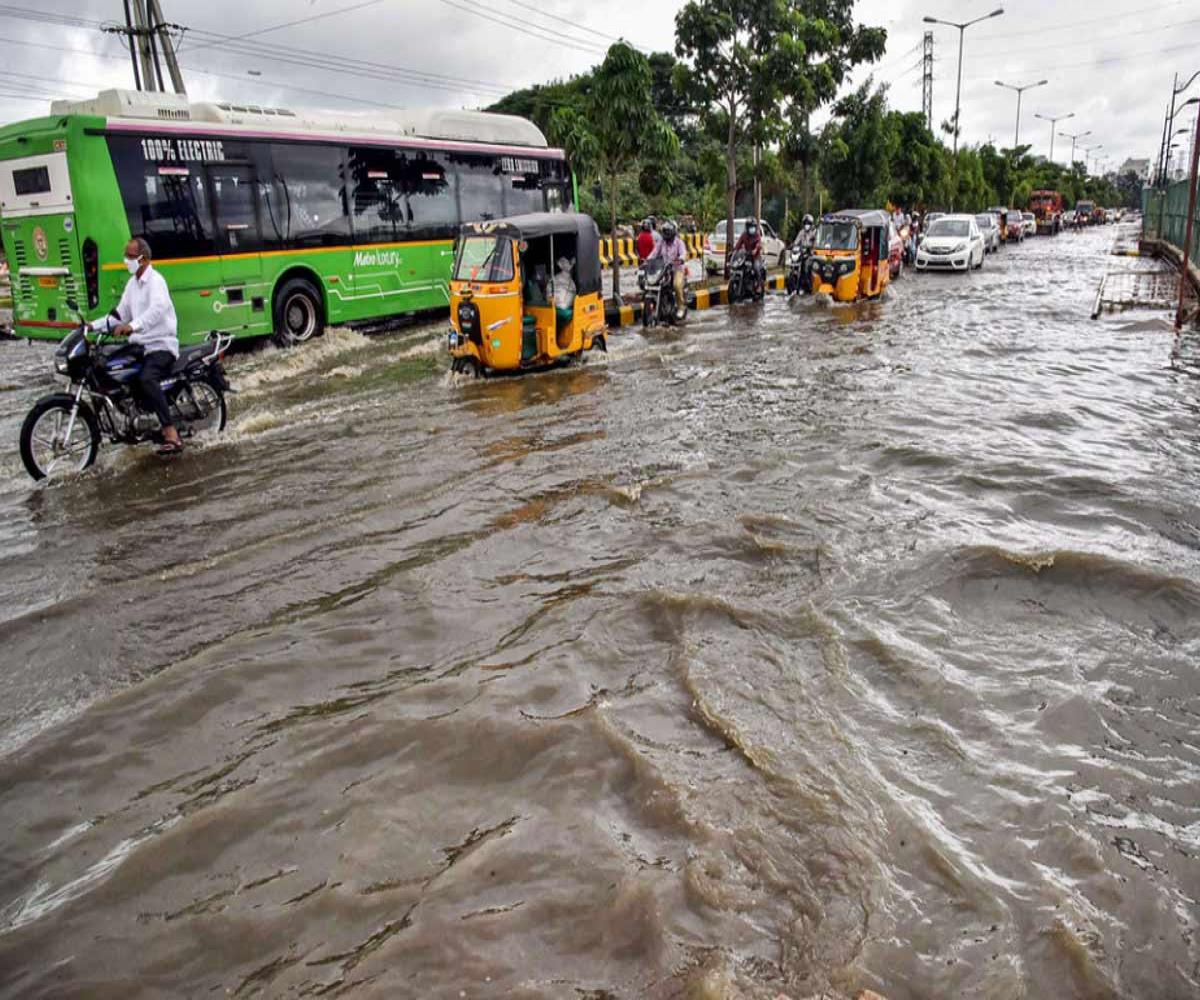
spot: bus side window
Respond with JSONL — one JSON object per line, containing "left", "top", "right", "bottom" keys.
{"left": 400, "top": 151, "right": 457, "bottom": 241}
{"left": 107, "top": 136, "right": 214, "bottom": 259}
{"left": 267, "top": 143, "right": 352, "bottom": 248}
{"left": 453, "top": 153, "right": 504, "bottom": 225}
{"left": 349, "top": 146, "right": 408, "bottom": 244}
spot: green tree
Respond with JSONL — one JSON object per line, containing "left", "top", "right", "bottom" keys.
{"left": 818, "top": 80, "right": 894, "bottom": 208}
{"left": 675, "top": 0, "right": 884, "bottom": 252}
{"left": 549, "top": 42, "right": 678, "bottom": 299}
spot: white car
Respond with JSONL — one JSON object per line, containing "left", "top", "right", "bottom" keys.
{"left": 974, "top": 213, "right": 1000, "bottom": 253}
{"left": 915, "top": 214, "right": 985, "bottom": 272}
{"left": 1022, "top": 211, "right": 1037, "bottom": 237}
{"left": 703, "top": 218, "right": 785, "bottom": 273}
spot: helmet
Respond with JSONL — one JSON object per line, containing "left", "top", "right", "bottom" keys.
{"left": 802, "top": 214, "right": 814, "bottom": 228}
{"left": 661, "top": 220, "right": 677, "bottom": 241}
{"left": 648, "top": 215, "right": 658, "bottom": 229}
{"left": 641, "top": 218, "right": 652, "bottom": 232}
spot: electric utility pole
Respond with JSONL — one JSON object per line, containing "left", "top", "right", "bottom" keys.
{"left": 104, "top": 0, "right": 187, "bottom": 95}
{"left": 921, "top": 32, "right": 934, "bottom": 132}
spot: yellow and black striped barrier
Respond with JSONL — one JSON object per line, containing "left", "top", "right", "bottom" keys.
{"left": 603, "top": 273, "right": 786, "bottom": 328}
{"left": 599, "top": 233, "right": 708, "bottom": 269}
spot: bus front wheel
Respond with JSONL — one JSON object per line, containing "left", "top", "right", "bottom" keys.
{"left": 273, "top": 279, "right": 324, "bottom": 347}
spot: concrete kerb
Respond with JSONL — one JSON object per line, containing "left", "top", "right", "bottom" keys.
{"left": 603, "top": 273, "right": 786, "bottom": 328}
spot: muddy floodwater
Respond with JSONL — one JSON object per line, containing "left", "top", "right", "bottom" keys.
{"left": 0, "top": 229, "right": 1197, "bottom": 999}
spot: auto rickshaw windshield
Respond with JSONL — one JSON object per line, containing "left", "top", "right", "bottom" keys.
{"left": 454, "top": 236, "right": 515, "bottom": 283}
{"left": 815, "top": 220, "right": 858, "bottom": 251}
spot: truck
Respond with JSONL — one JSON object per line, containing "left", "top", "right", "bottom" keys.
{"left": 1076, "top": 200, "right": 1097, "bottom": 226}
{"left": 1029, "top": 190, "right": 1064, "bottom": 235}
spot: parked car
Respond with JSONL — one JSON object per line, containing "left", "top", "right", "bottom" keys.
{"left": 889, "top": 220, "right": 905, "bottom": 278}
{"left": 915, "top": 214, "right": 985, "bottom": 272}
{"left": 1021, "top": 211, "right": 1037, "bottom": 237}
{"left": 975, "top": 213, "right": 1000, "bottom": 253}
{"left": 1005, "top": 209, "right": 1026, "bottom": 243}
{"left": 703, "top": 218, "right": 786, "bottom": 273}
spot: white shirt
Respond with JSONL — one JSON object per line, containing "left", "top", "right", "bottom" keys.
{"left": 91, "top": 264, "right": 179, "bottom": 357}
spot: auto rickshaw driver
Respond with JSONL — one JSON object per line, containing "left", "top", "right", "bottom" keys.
{"left": 448, "top": 212, "right": 608, "bottom": 376}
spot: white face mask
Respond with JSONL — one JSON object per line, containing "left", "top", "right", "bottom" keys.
{"left": 124, "top": 256, "right": 141, "bottom": 274}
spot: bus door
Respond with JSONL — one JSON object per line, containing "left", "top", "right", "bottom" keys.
{"left": 208, "top": 163, "right": 264, "bottom": 330}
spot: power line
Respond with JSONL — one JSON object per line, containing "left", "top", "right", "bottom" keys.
{"left": 496, "top": 0, "right": 644, "bottom": 48}
{"left": 967, "top": 15, "right": 1200, "bottom": 61}
{"left": 181, "top": 0, "right": 390, "bottom": 55}
{"left": 434, "top": 0, "right": 607, "bottom": 55}
{"left": 980, "top": 0, "right": 1188, "bottom": 40}
{"left": 963, "top": 39, "right": 1200, "bottom": 81}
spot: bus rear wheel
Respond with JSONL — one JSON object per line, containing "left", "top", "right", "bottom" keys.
{"left": 273, "top": 279, "right": 324, "bottom": 347}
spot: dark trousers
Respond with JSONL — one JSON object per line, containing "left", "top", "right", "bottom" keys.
{"left": 137, "top": 350, "right": 176, "bottom": 430}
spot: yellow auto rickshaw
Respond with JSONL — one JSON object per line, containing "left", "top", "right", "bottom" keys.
{"left": 448, "top": 213, "right": 608, "bottom": 376}
{"left": 810, "top": 209, "right": 891, "bottom": 302}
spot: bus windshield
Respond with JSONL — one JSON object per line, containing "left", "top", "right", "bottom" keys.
{"left": 454, "top": 236, "right": 514, "bottom": 283}
{"left": 815, "top": 220, "right": 858, "bottom": 251}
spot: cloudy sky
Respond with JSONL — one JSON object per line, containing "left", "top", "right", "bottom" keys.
{"left": 3, "top": 0, "right": 1197, "bottom": 176}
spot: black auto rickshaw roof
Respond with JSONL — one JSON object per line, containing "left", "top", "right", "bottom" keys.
{"left": 460, "top": 212, "right": 598, "bottom": 242}
{"left": 824, "top": 209, "right": 890, "bottom": 228}
{"left": 459, "top": 212, "right": 601, "bottom": 296}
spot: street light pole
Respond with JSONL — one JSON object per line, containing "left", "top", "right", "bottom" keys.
{"left": 996, "top": 79, "right": 1047, "bottom": 147}
{"left": 1058, "top": 128, "right": 1092, "bottom": 167}
{"left": 926, "top": 7, "right": 1003, "bottom": 157}
{"left": 1034, "top": 111, "right": 1072, "bottom": 163}
{"left": 923, "top": 7, "right": 1004, "bottom": 209}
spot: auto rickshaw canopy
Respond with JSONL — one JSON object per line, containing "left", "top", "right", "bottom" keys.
{"left": 458, "top": 212, "right": 602, "bottom": 296}
{"left": 824, "top": 209, "right": 891, "bottom": 230}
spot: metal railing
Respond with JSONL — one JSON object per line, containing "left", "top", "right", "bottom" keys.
{"left": 1143, "top": 178, "right": 1200, "bottom": 271}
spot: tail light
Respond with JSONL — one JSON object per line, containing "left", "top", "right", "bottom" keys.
{"left": 82, "top": 238, "right": 99, "bottom": 309}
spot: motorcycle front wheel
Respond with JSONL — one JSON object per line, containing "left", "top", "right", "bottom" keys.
{"left": 20, "top": 394, "right": 100, "bottom": 481}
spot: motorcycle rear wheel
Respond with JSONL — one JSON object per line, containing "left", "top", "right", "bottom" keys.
{"left": 20, "top": 395, "right": 100, "bottom": 481}
{"left": 174, "top": 381, "right": 227, "bottom": 438}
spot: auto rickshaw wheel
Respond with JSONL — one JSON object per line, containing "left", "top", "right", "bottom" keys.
{"left": 451, "top": 357, "right": 483, "bottom": 379}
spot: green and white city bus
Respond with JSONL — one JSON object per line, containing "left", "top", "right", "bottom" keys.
{"left": 0, "top": 89, "right": 573, "bottom": 345}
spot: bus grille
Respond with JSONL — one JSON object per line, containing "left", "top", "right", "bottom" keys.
{"left": 11, "top": 238, "right": 27, "bottom": 268}
{"left": 58, "top": 238, "right": 72, "bottom": 266}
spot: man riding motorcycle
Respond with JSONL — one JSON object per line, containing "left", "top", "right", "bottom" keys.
{"left": 786, "top": 214, "right": 816, "bottom": 296}
{"left": 730, "top": 219, "right": 766, "bottom": 296}
{"left": 645, "top": 220, "right": 687, "bottom": 320}
{"left": 795, "top": 214, "right": 816, "bottom": 251}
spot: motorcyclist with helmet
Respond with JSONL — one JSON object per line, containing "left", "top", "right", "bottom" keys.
{"left": 795, "top": 214, "right": 816, "bottom": 251}
{"left": 645, "top": 219, "right": 688, "bottom": 320}
{"left": 731, "top": 219, "right": 766, "bottom": 295}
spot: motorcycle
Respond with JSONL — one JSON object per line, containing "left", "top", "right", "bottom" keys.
{"left": 640, "top": 257, "right": 684, "bottom": 328}
{"left": 727, "top": 248, "right": 763, "bottom": 304}
{"left": 19, "top": 299, "right": 233, "bottom": 481}
{"left": 785, "top": 243, "right": 813, "bottom": 296}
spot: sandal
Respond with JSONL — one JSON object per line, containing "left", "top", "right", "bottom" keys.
{"left": 157, "top": 441, "right": 184, "bottom": 456}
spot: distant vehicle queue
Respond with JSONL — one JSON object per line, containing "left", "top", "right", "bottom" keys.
{"left": 0, "top": 87, "right": 1127, "bottom": 366}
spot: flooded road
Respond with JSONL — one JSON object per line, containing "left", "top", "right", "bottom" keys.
{"left": 1, "top": 228, "right": 1198, "bottom": 999}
